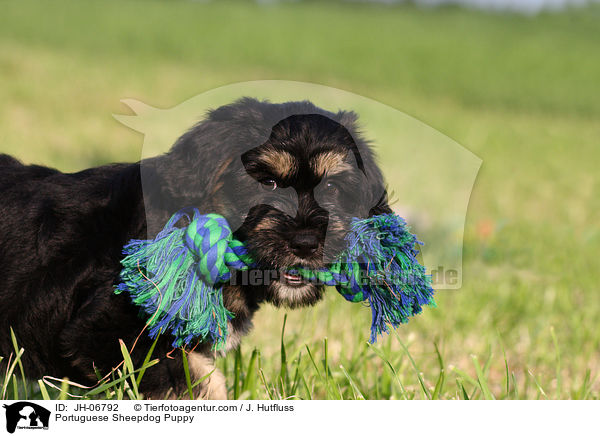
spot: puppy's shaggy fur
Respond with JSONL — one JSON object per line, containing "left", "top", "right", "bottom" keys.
{"left": 0, "top": 98, "right": 390, "bottom": 399}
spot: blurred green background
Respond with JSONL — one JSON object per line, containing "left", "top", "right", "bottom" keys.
{"left": 1, "top": 0, "right": 599, "bottom": 399}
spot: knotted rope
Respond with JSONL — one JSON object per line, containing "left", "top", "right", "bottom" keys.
{"left": 116, "top": 208, "right": 435, "bottom": 348}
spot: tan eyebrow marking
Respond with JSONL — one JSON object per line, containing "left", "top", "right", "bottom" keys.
{"left": 253, "top": 216, "right": 278, "bottom": 232}
{"left": 310, "top": 150, "right": 351, "bottom": 177}
{"left": 256, "top": 149, "right": 297, "bottom": 179}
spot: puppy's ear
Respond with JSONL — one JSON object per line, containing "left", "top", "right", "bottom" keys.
{"left": 148, "top": 120, "right": 220, "bottom": 206}
{"left": 369, "top": 189, "right": 393, "bottom": 216}
{"left": 154, "top": 98, "right": 274, "bottom": 205}
{"left": 331, "top": 109, "right": 392, "bottom": 218}
{"left": 146, "top": 99, "right": 274, "bottom": 227}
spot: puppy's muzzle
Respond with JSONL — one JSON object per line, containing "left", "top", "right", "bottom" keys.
{"left": 290, "top": 230, "right": 320, "bottom": 258}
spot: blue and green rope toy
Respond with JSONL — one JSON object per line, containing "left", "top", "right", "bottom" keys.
{"left": 116, "top": 208, "right": 435, "bottom": 349}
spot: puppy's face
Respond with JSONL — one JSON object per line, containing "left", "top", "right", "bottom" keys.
{"left": 224, "top": 114, "right": 386, "bottom": 308}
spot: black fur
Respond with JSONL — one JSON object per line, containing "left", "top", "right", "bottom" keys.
{"left": 0, "top": 98, "right": 390, "bottom": 398}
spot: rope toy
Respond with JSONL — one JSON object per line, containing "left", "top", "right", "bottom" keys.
{"left": 115, "top": 208, "right": 435, "bottom": 349}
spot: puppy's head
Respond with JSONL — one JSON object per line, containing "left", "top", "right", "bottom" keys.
{"left": 155, "top": 98, "right": 390, "bottom": 308}
{"left": 235, "top": 113, "right": 391, "bottom": 307}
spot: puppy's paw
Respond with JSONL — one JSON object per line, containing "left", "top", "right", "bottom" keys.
{"left": 187, "top": 352, "right": 228, "bottom": 400}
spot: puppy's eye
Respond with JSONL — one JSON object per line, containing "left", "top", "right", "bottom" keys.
{"left": 260, "top": 179, "right": 278, "bottom": 191}
{"left": 325, "top": 181, "right": 339, "bottom": 193}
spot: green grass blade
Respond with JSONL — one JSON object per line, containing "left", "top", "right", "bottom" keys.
{"left": 432, "top": 342, "right": 445, "bottom": 400}
{"left": 84, "top": 359, "right": 159, "bottom": 397}
{"left": 456, "top": 378, "right": 470, "bottom": 400}
{"left": 10, "top": 328, "right": 27, "bottom": 400}
{"left": 289, "top": 351, "right": 303, "bottom": 397}
{"left": 300, "top": 374, "right": 312, "bottom": 400}
{"left": 432, "top": 366, "right": 445, "bottom": 400}
{"left": 392, "top": 332, "right": 431, "bottom": 400}
{"left": 241, "top": 348, "right": 258, "bottom": 395}
{"left": 472, "top": 354, "right": 495, "bottom": 400}
{"left": 233, "top": 346, "right": 242, "bottom": 399}
{"left": 511, "top": 372, "right": 519, "bottom": 399}
{"left": 581, "top": 372, "right": 598, "bottom": 400}
{"left": 119, "top": 339, "right": 140, "bottom": 399}
{"left": 93, "top": 364, "right": 112, "bottom": 400}
{"left": 340, "top": 365, "right": 365, "bottom": 400}
{"left": 366, "top": 342, "right": 408, "bottom": 400}
{"left": 280, "top": 314, "right": 288, "bottom": 392}
{"left": 136, "top": 333, "right": 160, "bottom": 387}
{"left": 2, "top": 348, "right": 24, "bottom": 400}
{"left": 322, "top": 338, "right": 339, "bottom": 399}
{"left": 527, "top": 368, "right": 547, "bottom": 399}
{"left": 305, "top": 344, "right": 322, "bottom": 379}
{"left": 58, "top": 378, "right": 70, "bottom": 401}
{"left": 115, "top": 371, "right": 124, "bottom": 400}
{"left": 181, "top": 349, "right": 194, "bottom": 400}
{"left": 575, "top": 369, "right": 593, "bottom": 400}
{"left": 305, "top": 340, "right": 340, "bottom": 400}
{"left": 323, "top": 337, "right": 329, "bottom": 394}
{"left": 451, "top": 367, "right": 479, "bottom": 388}
{"left": 191, "top": 368, "right": 215, "bottom": 389}
{"left": 482, "top": 344, "right": 493, "bottom": 376}
{"left": 37, "top": 380, "right": 51, "bottom": 400}
{"left": 469, "top": 386, "right": 479, "bottom": 400}
{"left": 259, "top": 368, "right": 274, "bottom": 400}
{"left": 12, "top": 374, "right": 18, "bottom": 400}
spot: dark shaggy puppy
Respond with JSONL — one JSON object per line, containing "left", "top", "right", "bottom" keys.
{"left": 0, "top": 98, "right": 390, "bottom": 399}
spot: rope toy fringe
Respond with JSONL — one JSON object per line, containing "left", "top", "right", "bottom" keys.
{"left": 115, "top": 208, "right": 435, "bottom": 349}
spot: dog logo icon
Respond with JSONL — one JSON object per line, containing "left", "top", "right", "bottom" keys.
{"left": 2, "top": 402, "right": 50, "bottom": 433}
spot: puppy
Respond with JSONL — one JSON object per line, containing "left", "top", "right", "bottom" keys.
{"left": 0, "top": 98, "right": 390, "bottom": 399}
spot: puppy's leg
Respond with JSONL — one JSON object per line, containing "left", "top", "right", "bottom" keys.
{"left": 143, "top": 352, "right": 227, "bottom": 400}
{"left": 186, "top": 352, "right": 227, "bottom": 400}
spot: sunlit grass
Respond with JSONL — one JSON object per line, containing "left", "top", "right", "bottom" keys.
{"left": 5, "top": 312, "right": 596, "bottom": 400}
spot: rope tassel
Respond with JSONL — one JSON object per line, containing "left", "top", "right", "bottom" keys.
{"left": 116, "top": 208, "right": 435, "bottom": 348}
{"left": 116, "top": 209, "right": 253, "bottom": 348}
{"left": 337, "top": 214, "right": 437, "bottom": 343}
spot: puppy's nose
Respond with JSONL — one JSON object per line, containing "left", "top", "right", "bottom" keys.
{"left": 290, "top": 232, "right": 319, "bottom": 258}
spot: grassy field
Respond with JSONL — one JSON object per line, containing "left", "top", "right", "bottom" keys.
{"left": 1, "top": 0, "right": 599, "bottom": 399}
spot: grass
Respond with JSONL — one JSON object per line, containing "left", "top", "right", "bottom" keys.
{"left": 1, "top": 0, "right": 599, "bottom": 399}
